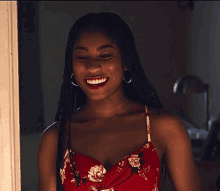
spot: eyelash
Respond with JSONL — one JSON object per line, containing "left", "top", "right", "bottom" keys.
{"left": 77, "top": 54, "right": 112, "bottom": 60}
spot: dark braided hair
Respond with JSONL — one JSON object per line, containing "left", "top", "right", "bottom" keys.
{"left": 55, "top": 12, "right": 167, "bottom": 190}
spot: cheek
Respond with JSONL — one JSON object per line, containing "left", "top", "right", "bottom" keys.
{"left": 109, "top": 64, "right": 122, "bottom": 73}
{"left": 72, "top": 63, "right": 85, "bottom": 80}
{"left": 73, "top": 62, "right": 84, "bottom": 72}
{"left": 107, "top": 63, "right": 124, "bottom": 81}
{"left": 112, "top": 58, "right": 123, "bottom": 71}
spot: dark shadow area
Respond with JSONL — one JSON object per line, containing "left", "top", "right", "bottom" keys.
{"left": 18, "top": 1, "right": 45, "bottom": 135}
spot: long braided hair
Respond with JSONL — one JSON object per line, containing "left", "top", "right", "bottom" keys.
{"left": 55, "top": 12, "right": 167, "bottom": 190}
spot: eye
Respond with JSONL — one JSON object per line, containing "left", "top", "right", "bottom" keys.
{"left": 100, "top": 54, "right": 112, "bottom": 59}
{"left": 77, "top": 56, "right": 89, "bottom": 61}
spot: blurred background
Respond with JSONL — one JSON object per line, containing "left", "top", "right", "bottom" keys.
{"left": 18, "top": 1, "right": 220, "bottom": 190}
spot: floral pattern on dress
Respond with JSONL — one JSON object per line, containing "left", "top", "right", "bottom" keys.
{"left": 143, "top": 143, "right": 150, "bottom": 149}
{"left": 60, "top": 149, "right": 75, "bottom": 184}
{"left": 60, "top": 106, "right": 161, "bottom": 190}
{"left": 128, "top": 154, "right": 141, "bottom": 168}
{"left": 152, "top": 186, "right": 159, "bottom": 191}
{"left": 89, "top": 186, "right": 114, "bottom": 191}
{"left": 88, "top": 164, "right": 107, "bottom": 182}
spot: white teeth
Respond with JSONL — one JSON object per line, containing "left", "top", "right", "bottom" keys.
{"left": 87, "top": 78, "right": 107, "bottom": 84}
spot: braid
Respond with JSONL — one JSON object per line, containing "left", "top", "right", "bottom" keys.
{"left": 68, "top": 88, "right": 80, "bottom": 186}
{"left": 55, "top": 12, "right": 167, "bottom": 190}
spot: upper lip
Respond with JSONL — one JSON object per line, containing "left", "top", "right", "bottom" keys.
{"left": 85, "top": 77, "right": 108, "bottom": 81}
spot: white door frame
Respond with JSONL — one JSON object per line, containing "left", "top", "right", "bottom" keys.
{"left": 0, "top": 1, "right": 21, "bottom": 191}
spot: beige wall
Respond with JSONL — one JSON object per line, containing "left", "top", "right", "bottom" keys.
{"left": 0, "top": 2, "right": 20, "bottom": 191}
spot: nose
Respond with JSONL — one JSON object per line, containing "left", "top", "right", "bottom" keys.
{"left": 86, "top": 59, "right": 102, "bottom": 74}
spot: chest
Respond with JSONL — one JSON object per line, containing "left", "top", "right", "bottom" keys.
{"left": 66, "top": 112, "right": 165, "bottom": 170}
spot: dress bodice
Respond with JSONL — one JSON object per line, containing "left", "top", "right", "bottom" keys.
{"left": 60, "top": 106, "right": 161, "bottom": 191}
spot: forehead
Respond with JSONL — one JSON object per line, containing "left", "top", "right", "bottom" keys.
{"left": 74, "top": 32, "right": 117, "bottom": 48}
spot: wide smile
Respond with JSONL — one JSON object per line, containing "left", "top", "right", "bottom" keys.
{"left": 84, "top": 77, "right": 109, "bottom": 89}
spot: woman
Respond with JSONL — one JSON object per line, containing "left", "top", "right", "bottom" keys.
{"left": 37, "top": 12, "right": 201, "bottom": 191}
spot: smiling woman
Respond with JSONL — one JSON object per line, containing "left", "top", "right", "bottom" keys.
{"left": 37, "top": 12, "right": 201, "bottom": 191}
{"left": 72, "top": 32, "right": 125, "bottom": 100}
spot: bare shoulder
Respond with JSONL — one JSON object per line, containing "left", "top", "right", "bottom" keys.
{"left": 148, "top": 107, "right": 174, "bottom": 117}
{"left": 37, "top": 121, "right": 61, "bottom": 191}
{"left": 148, "top": 107, "right": 189, "bottom": 149}
{"left": 38, "top": 121, "right": 60, "bottom": 162}
{"left": 150, "top": 108, "right": 187, "bottom": 133}
{"left": 148, "top": 109, "right": 201, "bottom": 190}
{"left": 43, "top": 121, "right": 60, "bottom": 132}
{"left": 38, "top": 121, "right": 60, "bottom": 151}
{"left": 148, "top": 107, "right": 179, "bottom": 132}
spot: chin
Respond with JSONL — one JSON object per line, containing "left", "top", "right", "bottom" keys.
{"left": 81, "top": 82, "right": 123, "bottom": 102}
{"left": 87, "top": 94, "right": 109, "bottom": 102}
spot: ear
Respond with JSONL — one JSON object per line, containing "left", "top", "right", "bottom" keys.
{"left": 121, "top": 58, "right": 127, "bottom": 70}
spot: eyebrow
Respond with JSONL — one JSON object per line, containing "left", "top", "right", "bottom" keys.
{"left": 73, "top": 44, "right": 115, "bottom": 52}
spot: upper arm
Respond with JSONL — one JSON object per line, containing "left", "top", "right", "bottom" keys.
{"left": 160, "top": 114, "right": 201, "bottom": 191}
{"left": 37, "top": 122, "right": 60, "bottom": 191}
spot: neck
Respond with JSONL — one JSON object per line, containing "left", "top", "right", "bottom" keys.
{"left": 82, "top": 92, "right": 140, "bottom": 120}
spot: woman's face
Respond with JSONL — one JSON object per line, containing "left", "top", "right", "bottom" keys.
{"left": 72, "top": 32, "right": 126, "bottom": 101}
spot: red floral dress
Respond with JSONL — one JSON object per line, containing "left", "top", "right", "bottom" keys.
{"left": 60, "top": 106, "right": 161, "bottom": 191}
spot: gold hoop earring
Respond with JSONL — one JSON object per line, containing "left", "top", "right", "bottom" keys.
{"left": 71, "top": 73, "right": 78, "bottom": 86}
{"left": 123, "top": 69, "right": 132, "bottom": 83}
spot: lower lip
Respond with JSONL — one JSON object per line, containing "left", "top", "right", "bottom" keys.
{"left": 86, "top": 78, "right": 109, "bottom": 90}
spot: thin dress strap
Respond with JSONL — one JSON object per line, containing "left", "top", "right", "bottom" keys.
{"left": 145, "top": 105, "right": 151, "bottom": 142}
